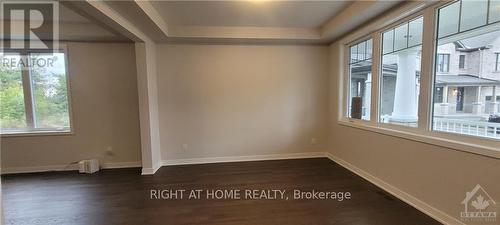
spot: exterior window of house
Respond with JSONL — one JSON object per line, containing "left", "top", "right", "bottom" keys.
{"left": 433, "top": 1, "right": 500, "bottom": 140}
{"left": 348, "top": 39, "right": 373, "bottom": 120}
{"left": 380, "top": 17, "right": 423, "bottom": 127}
{"left": 437, "top": 54, "right": 450, "bottom": 72}
{"left": 0, "top": 50, "right": 71, "bottom": 135}
{"left": 459, "top": 55, "right": 465, "bottom": 69}
{"left": 496, "top": 53, "right": 500, "bottom": 71}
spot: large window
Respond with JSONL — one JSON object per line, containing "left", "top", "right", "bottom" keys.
{"left": 0, "top": 50, "right": 71, "bottom": 134}
{"left": 380, "top": 17, "right": 423, "bottom": 127}
{"left": 348, "top": 39, "right": 373, "bottom": 120}
{"left": 432, "top": 1, "right": 500, "bottom": 140}
{"left": 341, "top": 0, "right": 500, "bottom": 156}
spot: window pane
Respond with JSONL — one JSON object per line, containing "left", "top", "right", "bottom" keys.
{"left": 438, "top": 2, "right": 460, "bottom": 38}
{"left": 460, "top": 0, "right": 488, "bottom": 31}
{"left": 357, "top": 42, "right": 366, "bottom": 61}
{"left": 394, "top": 23, "right": 408, "bottom": 51}
{"left": 29, "top": 53, "right": 70, "bottom": 130}
{"left": 434, "top": 12, "right": 500, "bottom": 140}
{"left": 490, "top": 0, "right": 500, "bottom": 23}
{"left": 380, "top": 46, "right": 421, "bottom": 127}
{"left": 366, "top": 39, "right": 373, "bottom": 59}
{"left": 0, "top": 53, "right": 27, "bottom": 131}
{"left": 349, "top": 61, "right": 372, "bottom": 120}
{"left": 350, "top": 45, "right": 358, "bottom": 63}
{"left": 383, "top": 29, "right": 394, "bottom": 54}
{"left": 348, "top": 39, "right": 373, "bottom": 121}
{"left": 408, "top": 17, "right": 423, "bottom": 46}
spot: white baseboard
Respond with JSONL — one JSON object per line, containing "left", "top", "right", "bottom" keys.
{"left": 324, "top": 152, "right": 464, "bottom": 225}
{"left": 141, "top": 161, "right": 161, "bottom": 175}
{"left": 102, "top": 161, "right": 142, "bottom": 169}
{"left": 1, "top": 161, "right": 142, "bottom": 175}
{"left": 161, "top": 152, "right": 326, "bottom": 166}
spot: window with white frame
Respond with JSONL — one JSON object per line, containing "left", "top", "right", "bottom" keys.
{"left": 496, "top": 53, "right": 500, "bottom": 71}
{"left": 437, "top": 54, "right": 450, "bottom": 72}
{"left": 0, "top": 50, "right": 71, "bottom": 134}
{"left": 432, "top": 0, "right": 500, "bottom": 140}
{"left": 459, "top": 55, "right": 465, "bottom": 69}
{"left": 348, "top": 39, "right": 373, "bottom": 120}
{"left": 379, "top": 16, "right": 423, "bottom": 127}
{"left": 341, "top": 0, "right": 500, "bottom": 155}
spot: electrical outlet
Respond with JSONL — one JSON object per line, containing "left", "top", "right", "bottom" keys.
{"left": 182, "top": 144, "right": 188, "bottom": 151}
{"left": 105, "top": 146, "right": 115, "bottom": 156}
{"left": 310, "top": 138, "right": 318, "bottom": 145}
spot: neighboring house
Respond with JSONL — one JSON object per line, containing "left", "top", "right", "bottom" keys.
{"left": 434, "top": 32, "right": 500, "bottom": 116}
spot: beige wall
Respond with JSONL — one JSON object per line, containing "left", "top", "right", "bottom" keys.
{"left": 156, "top": 44, "right": 329, "bottom": 160}
{"left": 328, "top": 42, "right": 500, "bottom": 223}
{"left": 1, "top": 42, "right": 142, "bottom": 170}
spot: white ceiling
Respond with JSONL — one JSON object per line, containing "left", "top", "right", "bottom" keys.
{"left": 150, "top": 1, "right": 352, "bottom": 28}
{"left": 10, "top": 0, "right": 407, "bottom": 44}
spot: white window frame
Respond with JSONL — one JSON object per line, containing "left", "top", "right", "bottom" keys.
{"left": 1, "top": 44, "right": 74, "bottom": 136}
{"left": 459, "top": 54, "right": 466, "bottom": 69}
{"left": 496, "top": 53, "right": 500, "bottom": 71}
{"left": 338, "top": 1, "right": 500, "bottom": 159}
{"left": 437, "top": 53, "right": 450, "bottom": 72}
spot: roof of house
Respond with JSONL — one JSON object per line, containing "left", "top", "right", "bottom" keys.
{"left": 435, "top": 75, "right": 500, "bottom": 86}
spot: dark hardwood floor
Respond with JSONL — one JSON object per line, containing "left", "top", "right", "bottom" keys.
{"left": 2, "top": 158, "right": 441, "bottom": 225}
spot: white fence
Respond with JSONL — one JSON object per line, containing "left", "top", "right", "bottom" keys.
{"left": 433, "top": 118, "right": 500, "bottom": 139}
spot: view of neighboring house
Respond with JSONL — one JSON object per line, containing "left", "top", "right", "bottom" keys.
{"left": 350, "top": 30, "right": 500, "bottom": 125}
{"left": 434, "top": 30, "right": 500, "bottom": 117}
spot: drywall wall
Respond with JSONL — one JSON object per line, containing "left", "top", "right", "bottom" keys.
{"left": 156, "top": 44, "right": 329, "bottom": 160}
{"left": 1, "top": 42, "right": 142, "bottom": 172}
{"left": 328, "top": 42, "right": 500, "bottom": 223}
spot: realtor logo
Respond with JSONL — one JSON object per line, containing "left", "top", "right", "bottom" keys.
{"left": 1, "top": 1, "right": 59, "bottom": 50}
{"left": 461, "top": 184, "right": 497, "bottom": 222}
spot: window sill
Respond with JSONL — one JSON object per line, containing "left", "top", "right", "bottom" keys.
{"left": 337, "top": 119, "right": 500, "bottom": 159}
{"left": 1, "top": 130, "right": 73, "bottom": 138}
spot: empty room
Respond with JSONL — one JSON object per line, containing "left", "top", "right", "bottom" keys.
{"left": 1, "top": 1, "right": 499, "bottom": 225}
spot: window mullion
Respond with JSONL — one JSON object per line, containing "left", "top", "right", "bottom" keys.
{"left": 20, "top": 51, "right": 35, "bottom": 129}
{"left": 370, "top": 33, "right": 381, "bottom": 122}
{"left": 418, "top": 7, "right": 437, "bottom": 131}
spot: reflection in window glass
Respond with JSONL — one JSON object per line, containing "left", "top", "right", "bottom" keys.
{"left": 348, "top": 39, "right": 373, "bottom": 120}
{"left": 0, "top": 53, "right": 27, "bottom": 131}
{"left": 438, "top": 1, "right": 460, "bottom": 38}
{"left": 29, "top": 53, "right": 70, "bottom": 129}
{"left": 433, "top": 5, "right": 500, "bottom": 140}
{"left": 380, "top": 17, "right": 423, "bottom": 127}
{"left": 460, "top": 0, "right": 488, "bottom": 31}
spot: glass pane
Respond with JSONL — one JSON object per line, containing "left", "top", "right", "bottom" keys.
{"left": 349, "top": 60, "right": 372, "bottom": 120}
{"left": 380, "top": 45, "right": 421, "bottom": 127}
{"left": 350, "top": 45, "right": 358, "bottom": 63}
{"left": 434, "top": 8, "right": 500, "bottom": 140}
{"left": 438, "top": 2, "right": 460, "bottom": 38}
{"left": 0, "top": 53, "right": 27, "bottom": 131}
{"left": 382, "top": 29, "right": 394, "bottom": 54}
{"left": 394, "top": 23, "right": 408, "bottom": 51}
{"left": 357, "top": 42, "right": 366, "bottom": 61}
{"left": 490, "top": 0, "right": 500, "bottom": 23}
{"left": 29, "top": 52, "right": 70, "bottom": 130}
{"left": 460, "top": 0, "right": 488, "bottom": 31}
{"left": 366, "top": 39, "right": 373, "bottom": 59}
{"left": 408, "top": 17, "right": 423, "bottom": 46}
